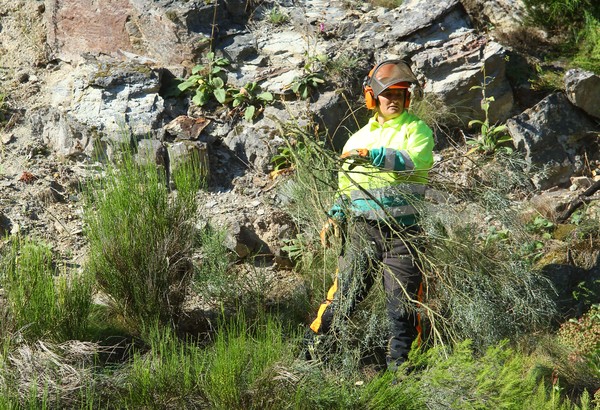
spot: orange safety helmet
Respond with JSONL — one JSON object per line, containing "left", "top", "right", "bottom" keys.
{"left": 363, "top": 60, "right": 420, "bottom": 110}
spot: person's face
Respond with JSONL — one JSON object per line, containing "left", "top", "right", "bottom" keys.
{"left": 376, "top": 88, "right": 406, "bottom": 122}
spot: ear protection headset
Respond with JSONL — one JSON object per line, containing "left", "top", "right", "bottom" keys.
{"left": 363, "top": 60, "right": 419, "bottom": 110}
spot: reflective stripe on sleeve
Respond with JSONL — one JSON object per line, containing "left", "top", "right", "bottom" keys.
{"left": 359, "top": 204, "right": 417, "bottom": 219}
{"left": 399, "top": 150, "right": 414, "bottom": 170}
{"left": 349, "top": 184, "right": 426, "bottom": 201}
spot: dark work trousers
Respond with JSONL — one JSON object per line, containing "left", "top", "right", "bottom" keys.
{"left": 309, "top": 219, "right": 422, "bottom": 366}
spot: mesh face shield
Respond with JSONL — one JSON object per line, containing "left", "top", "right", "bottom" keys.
{"left": 369, "top": 60, "right": 419, "bottom": 98}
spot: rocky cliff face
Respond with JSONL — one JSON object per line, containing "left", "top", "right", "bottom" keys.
{"left": 0, "top": 0, "right": 599, "bottom": 294}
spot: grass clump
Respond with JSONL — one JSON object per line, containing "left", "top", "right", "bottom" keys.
{"left": 84, "top": 152, "right": 199, "bottom": 330}
{"left": 523, "top": 0, "right": 600, "bottom": 73}
{"left": 0, "top": 236, "right": 93, "bottom": 342}
{"left": 203, "top": 313, "right": 293, "bottom": 409}
{"left": 120, "top": 323, "right": 208, "bottom": 408}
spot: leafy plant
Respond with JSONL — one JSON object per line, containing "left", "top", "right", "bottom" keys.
{"left": 178, "top": 52, "right": 230, "bottom": 106}
{"left": 291, "top": 71, "right": 325, "bottom": 100}
{"left": 229, "top": 82, "right": 274, "bottom": 121}
{"left": 266, "top": 6, "right": 289, "bottom": 25}
{"left": 526, "top": 215, "right": 556, "bottom": 239}
{"left": 467, "top": 68, "right": 513, "bottom": 155}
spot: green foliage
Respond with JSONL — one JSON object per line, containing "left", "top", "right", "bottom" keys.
{"left": 0, "top": 236, "right": 93, "bottom": 341}
{"left": 267, "top": 6, "right": 289, "bottom": 25}
{"left": 123, "top": 323, "right": 208, "bottom": 407}
{"left": 203, "top": 313, "right": 292, "bottom": 409}
{"left": 528, "top": 63, "right": 564, "bottom": 92}
{"left": 527, "top": 215, "right": 556, "bottom": 238}
{"left": 558, "top": 304, "right": 600, "bottom": 378}
{"left": 230, "top": 81, "right": 274, "bottom": 121}
{"left": 193, "top": 225, "right": 233, "bottom": 299}
{"left": 291, "top": 71, "right": 325, "bottom": 100}
{"left": 523, "top": 0, "right": 600, "bottom": 74}
{"left": 177, "top": 51, "right": 230, "bottom": 106}
{"left": 83, "top": 152, "right": 198, "bottom": 330}
{"left": 408, "top": 340, "right": 536, "bottom": 409}
{"left": 290, "top": 58, "right": 327, "bottom": 100}
{"left": 467, "top": 68, "right": 513, "bottom": 155}
{"left": 573, "top": 12, "right": 600, "bottom": 73}
{"left": 421, "top": 208, "right": 557, "bottom": 351}
{"left": 522, "top": 0, "right": 600, "bottom": 32}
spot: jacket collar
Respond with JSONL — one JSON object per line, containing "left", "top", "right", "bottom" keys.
{"left": 369, "top": 111, "right": 409, "bottom": 131}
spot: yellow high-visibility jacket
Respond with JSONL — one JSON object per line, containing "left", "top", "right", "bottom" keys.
{"left": 335, "top": 111, "right": 434, "bottom": 226}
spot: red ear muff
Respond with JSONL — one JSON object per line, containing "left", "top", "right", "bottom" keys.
{"left": 364, "top": 86, "right": 376, "bottom": 109}
{"left": 404, "top": 91, "right": 411, "bottom": 109}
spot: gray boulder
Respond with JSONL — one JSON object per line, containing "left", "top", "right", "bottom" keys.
{"left": 565, "top": 69, "right": 600, "bottom": 119}
{"left": 506, "top": 92, "right": 600, "bottom": 190}
{"left": 32, "top": 59, "right": 164, "bottom": 159}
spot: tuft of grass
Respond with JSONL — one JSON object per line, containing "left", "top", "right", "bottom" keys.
{"left": 267, "top": 6, "right": 289, "bottom": 26}
{"left": 203, "top": 313, "right": 293, "bottom": 409}
{"left": 193, "top": 224, "right": 235, "bottom": 300}
{"left": 573, "top": 12, "right": 600, "bottom": 73}
{"left": 84, "top": 151, "right": 199, "bottom": 331}
{"left": 122, "top": 323, "right": 208, "bottom": 408}
{"left": 0, "top": 236, "right": 93, "bottom": 341}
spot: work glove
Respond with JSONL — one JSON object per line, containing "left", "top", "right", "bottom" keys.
{"left": 327, "top": 202, "right": 346, "bottom": 221}
{"left": 319, "top": 217, "right": 341, "bottom": 248}
{"left": 340, "top": 148, "right": 369, "bottom": 160}
{"left": 340, "top": 148, "right": 370, "bottom": 169}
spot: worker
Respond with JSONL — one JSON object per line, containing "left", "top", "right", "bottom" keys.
{"left": 305, "top": 59, "right": 434, "bottom": 371}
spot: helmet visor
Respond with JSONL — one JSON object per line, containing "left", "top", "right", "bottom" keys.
{"left": 370, "top": 61, "right": 418, "bottom": 97}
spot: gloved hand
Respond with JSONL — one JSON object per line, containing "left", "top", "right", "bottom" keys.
{"left": 319, "top": 218, "right": 341, "bottom": 248}
{"left": 340, "top": 148, "right": 369, "bottom": 160}
{"left": 340, "top": 148, "right": 370, "bottom": 170}
{"left": 327, "top": 203, "right": 346, "bottom": 221}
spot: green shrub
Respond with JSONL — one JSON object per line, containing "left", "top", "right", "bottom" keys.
{"left": 84, "top": 152, "right": 198, "bottom": 330}
{"left": 420, "top": 152, "right": 557, "bottom": 351}
{"left": 0, "top": 236, "right": 93, "bottom": 341}
{"left": 421, "top": 213, "right": 557, "bottom": 351}
{"left": 522, "top": 0, "right": 599, "bottom": 31}
{"left": 523, "top": 0, "right": 600, "bottom": 73}
{"left": 573, "top": 12, "right": 600, "bottom": 72}
{"left": 274, "top": 121, "right": 340, "bottom": 292}
{"left": 558, "top": 304, "right": 600, "bottom": 376}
